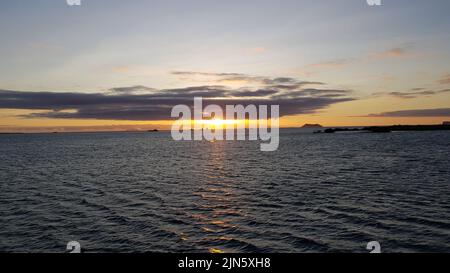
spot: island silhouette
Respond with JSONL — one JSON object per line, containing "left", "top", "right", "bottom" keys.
{"left": 314, "top": 123, "right": 450, "bottom": 134}
{"left": 302, "top": 124, "right": 323, "bottom": 128}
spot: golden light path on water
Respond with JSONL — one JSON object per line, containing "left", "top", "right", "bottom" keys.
{"left": 176, "top": 119, "right": 277, "bottom": 130}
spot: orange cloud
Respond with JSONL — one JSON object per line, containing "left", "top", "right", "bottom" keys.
{"left": 438, "top": 74, "right": 450, "bottom": 85}
{"left": 297, "top": 46, "right": 411, "bottom": 76}
{"left": 251, "top": 47, "right": 266, "bottom": 54}
{"left": 370, "top": 47, "right": 409, "bottom": 59}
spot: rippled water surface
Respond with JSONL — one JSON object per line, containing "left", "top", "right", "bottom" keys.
{"left": 1, "top": 129, "right": 449, "bottom": 253}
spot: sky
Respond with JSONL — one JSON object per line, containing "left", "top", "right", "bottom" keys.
{"left": 0, "top": 0, "right": 450, "bottom": 132}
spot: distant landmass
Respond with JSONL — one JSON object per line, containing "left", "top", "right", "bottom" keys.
{"left": 302, "top": 124, "right": 323, "bottom": 128}
{"left": 314, "top": 124, "right": 450, "bottom": 134}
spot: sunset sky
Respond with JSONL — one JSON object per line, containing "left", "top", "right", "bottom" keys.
{"left": 1, "top": 0, "right": 450, "bottom": 132}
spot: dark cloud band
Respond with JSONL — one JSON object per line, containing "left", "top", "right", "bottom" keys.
{"left": 0, "top": 85, "right": 354, "bottom": 121}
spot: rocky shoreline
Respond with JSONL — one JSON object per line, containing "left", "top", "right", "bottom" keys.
{"left": 314, "top": 124, "right": 450, "bottom": 134}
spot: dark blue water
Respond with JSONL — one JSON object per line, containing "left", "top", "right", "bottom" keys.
{"left": 0, "top": 129, "right": 449, "bottom": 253}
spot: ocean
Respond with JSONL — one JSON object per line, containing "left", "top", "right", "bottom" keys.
{"left": 0, "top": 129, "right": 449, "bottom": 253}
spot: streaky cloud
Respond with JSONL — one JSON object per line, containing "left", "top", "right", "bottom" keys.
{"left": 109, "top": 85, "right": 157, "bottom": 94}
{"left": 375, "top": 89, "right": 450, "bottom": 99}
{"left": 363, "top": 108, "right": 450, "bottom": 117}
{"left": 171, "top": 71, "right": 325, "bottom": 88}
